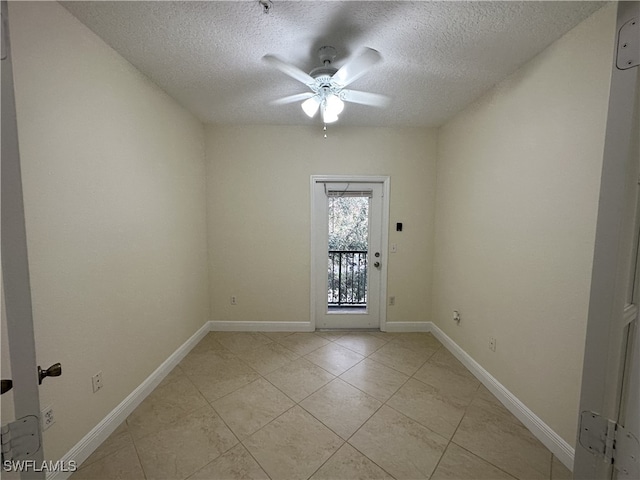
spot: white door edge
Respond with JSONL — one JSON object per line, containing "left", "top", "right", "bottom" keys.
{"left": 1, "top": 1, "right": 45, "bottom": 474}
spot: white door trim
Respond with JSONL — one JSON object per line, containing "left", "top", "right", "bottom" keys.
{"left": 310, "top": 175, "right": 390, "bottom": 331}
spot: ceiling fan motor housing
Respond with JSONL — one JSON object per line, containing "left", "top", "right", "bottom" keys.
{"left": 318, "top": 46, "right": 337, "bottom": 64}
{"left": 310, "top": 46, "right": 338, "bottom": 80}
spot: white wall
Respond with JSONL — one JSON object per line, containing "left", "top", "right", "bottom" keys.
{"left": 8, "top": 1, "right": 209, "bottom": 460}
{"left": 432, "top": 4, "right": 616, "bottom": 446}
{"left": 205, "top": 125, "right": 437, "bottom": 327}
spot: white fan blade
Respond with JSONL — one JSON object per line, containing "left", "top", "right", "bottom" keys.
{"left": 270, "top": 92, "right": 315, "bottom": 106}
{"left": 263, "top": 55, "right": 315, "bottom": 86}
{"left": 340, "top": 89, "right": 390, "bottom": 108}
{"left": 332, "top": 48, "right": 382, "bottom": 88}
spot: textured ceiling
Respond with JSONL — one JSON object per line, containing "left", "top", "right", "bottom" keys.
{"left": 62, "top": 1, "right": 604, "bottom": 127}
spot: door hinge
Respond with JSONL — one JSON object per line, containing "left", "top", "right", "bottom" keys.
{"left": 1, "top": 416, "right": 41, "bottom": 463}
{"left": 616, "top": 15, "right": 639, "bottom": 70}
{"left": 579, "top": 411, "right": 639, "bottom": 479}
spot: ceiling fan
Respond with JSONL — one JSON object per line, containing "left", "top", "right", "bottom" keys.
{"left": 263, "top": 46, "right": 390, "bottom": 124}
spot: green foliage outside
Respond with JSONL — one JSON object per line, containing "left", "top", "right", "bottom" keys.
{"left": 328, "top": 196, "right": 369, "bottom": 250}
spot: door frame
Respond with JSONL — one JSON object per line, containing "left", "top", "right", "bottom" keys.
{"left": 574, "top": 2, "right": 639, "bottom": 478}
{"left": 310, "top": 175, "right": 390, "bottom": 331}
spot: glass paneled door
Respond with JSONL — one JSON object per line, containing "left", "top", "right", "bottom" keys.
{"left": 312, "top": 178, "right": 386, "bottom": 329}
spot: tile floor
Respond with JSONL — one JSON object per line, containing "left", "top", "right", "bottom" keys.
{"left": 71, "top": 331, "right": 573, "bottom": 480}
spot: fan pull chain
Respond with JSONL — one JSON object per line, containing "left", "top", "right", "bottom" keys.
{"left": 323, "top": 124, "right": 328, "bottom": 139}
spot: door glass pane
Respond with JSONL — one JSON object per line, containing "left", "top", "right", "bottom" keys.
{"left": 327, "top": 195, "right": 369, "bottom": 313}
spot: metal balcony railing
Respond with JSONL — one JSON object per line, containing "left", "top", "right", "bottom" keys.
{"left": 327, "top": 250, "right": 368, "bottom": 306}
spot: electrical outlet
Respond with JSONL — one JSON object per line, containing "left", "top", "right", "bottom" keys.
{"left": 389, "top": 296, "right": 396, "bottom": 306}
{"left": 92, "top": 371, "right": 103, "bottom": 393}
{"left": 489, "top": 337, "right": 497, "bottom": 352}
{"left": 231, "top": 295, "right": 237, "bottom": 305}
{"left": 41, "top": 405, "right": 55, "bottom": 431}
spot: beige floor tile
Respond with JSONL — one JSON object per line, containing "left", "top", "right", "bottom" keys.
{"left": 452, "top": 398, "right": 552, "bottom": 479}
{"left": 213, "top": 378, "right": 295, "bottom": 439}
{"left": 187, "top": 444, "right": 269, "bottom": 480}
{"left": 314, "top": 330, "right": 351, "bottom": 340}
{"left": 472, "top": 385, "right": 522, "bottom": 425}
{"left": 186, "top": 356, "right": 261, "bottom": 402}
{"left": 387, "top": 378, "right": 468, "bottom": 439}
{"left": 71, "top": 442, "right": 144, "bottom": 480}
{"left": 266, "top": 357, "right": 335, "bottom": 402}
{"left": 190, "top": 333, "right": 230, "bottom": 354}
{"left": 126, "top": 375, "right": 208, "bottom": 440}
{"left": 300, "top": 378, "right": 382, "bottom": 439}
{"left": 349, "top": 405, "right": 448, "bottom": 479}
{"left": 261, "top": 331, "right": 295, "bottom": 341}
{"left": 207, "top": 331, "right": 246, "bottom": 341}
{"left": 80, "top": 330, "right": 564, "bottom": 480}
{"left": 243, "top": 406, "right": 343, "bottom": 480}
{"left": 413, "top": 359, "right": 480, "bottom": 404}
{"left": 310, "top": 443, "right": 393, "bottom": 480}
{"left": 135, "top": 406, "right": 238, "bottom": 480}
{"left": 551, "top": 456, "right": 572, "bottom": 479}
{"left": 389, "top": 332, "right": 442, "bottom": 354}
{"left": 236, "top": 341, "right": 299, "bottom": 375}
{"left": 427, "top": 347, "right": 476, "bottom": 379}
{"left": 157, "top": 365, "right": 187, "bottom": 388}
{"left": 304, "top": 342, "right": 365, "bottom": 376}
{"left": 216, "top": 332, "right": 273, "bottom": 355}
{"left": 431, "top": 443, "right": 517, "bottom": 480}
{"left": 334, "top": 332, "right": 387, "bottom": 355}
{"left": 179, "top": 348, "right": 238, "bottom": 376}
{"left": 275, "top": 332, "right": 330, "bottom": 355}
{"left": 364, "top": 331, "right": 397, "bottom": 342}
{"left": 368, "top": 341, "right": 431, "bottom": 375}
{"left": 80, "top": 422, "right": 132, "bottom": 468}
{"left": 340, "top": 358, "right": 409, "bottom": 402}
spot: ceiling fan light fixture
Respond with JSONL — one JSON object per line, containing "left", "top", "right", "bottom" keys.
{"left": 321, "top": 105, "right": 339, "bottom": 124}
{"left": 301, "top": 96, "right": 320, "bottom": 118}
{"left": 326, "top": 94, "right": 344, "bottom": 116}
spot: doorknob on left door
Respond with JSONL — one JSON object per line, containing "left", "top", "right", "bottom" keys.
{"left": 38, "top": 363, "right": 62, "bottom": 385}
{"left": 1, "top": 379, "right": 12, "bottom": 395}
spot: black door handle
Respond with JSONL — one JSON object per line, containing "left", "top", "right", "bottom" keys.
{"left": 1, "top": 379, "right": 12, "bottom": 395}
{"left": 38, "top": 363, "right": 62, "bottom": 385}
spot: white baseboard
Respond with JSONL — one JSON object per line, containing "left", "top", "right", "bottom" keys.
{"left": 48, "top": 321, "right": 212, "bottom": 480}
{"left": 426, "top": 322, "right": 575, "bottom": 471}
{"left": 210, "top": 320, "right": 313, "bottom": 332}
